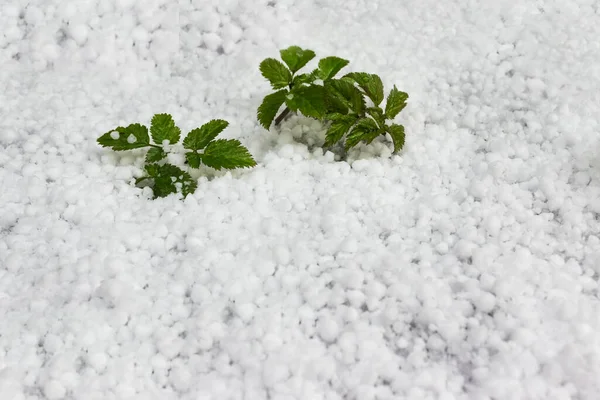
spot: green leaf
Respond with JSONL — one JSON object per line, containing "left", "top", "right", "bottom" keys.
{"left": 145, "top": 147, "right": 166, "bottom": 163}
{"left": 144, "top": 163, "right": 197, "bottom": 199}
{"left": 344, "top": 72, "right": 385, "bottom": 106}
{"left": 355, "top": 118, "right": 380, "bottom": 142}
{"left": 318, "top": 56, "right": 349, "bottom": 81}
{"left": 324, "top": 79, "right": 365, "bottom": 115}
{"left": 345, "top": 118, "right": 381, "bottom": 150}
{"left": 97, "top": 123, "right": 150, "bottom": 151}
{"left": 293, "top": 69, "right": 319, "bottom": 86}
{"left": 183, "top": 119, "right": 229, "bottom": 151}
{"left": 323, "top": 88, "right": 348, "bottom": 115}
{"left": 150, "top": 113, "right": 181, "bottom": 145}
{"left": 366, "top": 107, "right": 385, "bottom": 128}
{"left": 198, "top": 139, "right": 257, "bottom": 170}
{"left": 259, "top": 58, "right": 292, "bottom": 90}
{"left": 325, "top": 112, "right": 348, "bottom": 121}
{"left": 257, "top": 89, "right": 288, "bottom": 129}
{"left": 279, "top": 46, "right": 316, "bottom": 73}
{"left": 385, "top": 86, "right": 409, "bottom": 119}
{"left": 324, "top": 115, "right": 357, "bottom": 147}
{"left": 387, "top": 124, "right": 406, "bottom": 153}
{"left": 286, "top": 85, "right": 326, "bottom": 119}
{"left": 185, "top": 152, "right": 202, "bottom": 169}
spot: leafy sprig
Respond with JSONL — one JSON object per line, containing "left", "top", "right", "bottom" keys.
{"left": 257, "top": 46, "right": 409, "bottom": 154}
{"left": 98, "top": 114, "right": 256, "bottom": 199}
{"left": 325, "top": 73, "right": 408, "bottom": 153}
{"left": 257, "top": 46, "right": 349, "bottom": 129}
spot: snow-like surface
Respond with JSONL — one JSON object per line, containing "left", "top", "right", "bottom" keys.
{"left": 1, "top": 1, "right": 600, "bottom": 399}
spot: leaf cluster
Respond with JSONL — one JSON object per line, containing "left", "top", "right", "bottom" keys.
{"left": 257, "top": 46, "right": 349, "bottom": 128}
{"left": 97, "top": 114, "right": 256, "bottom": 198}
{"left": 257, "top": 46, "right": 409, "bottom": 153}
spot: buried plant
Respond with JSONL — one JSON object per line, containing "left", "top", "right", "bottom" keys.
{"left": 97, "top": 114, "right": 256, "bottom": 198}
{"left": 257, "top": 45, "right": 409, "bottom": 153}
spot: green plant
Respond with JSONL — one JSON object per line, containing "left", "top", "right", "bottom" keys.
{"left": 257, "top": 46, "right": 349, "bottom": 128}
{"left": 327, "top": 72, "right": 408, "bottom": 153}
{"left": 97, "top": 114, "right": 256, "bottom": 198}
{"left": 257, "top": 46, "right": 409, "bottom": 153}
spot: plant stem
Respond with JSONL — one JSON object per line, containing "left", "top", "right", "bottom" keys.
{"left": 274, "top": 80, "right": 297, "bottom": 127}
{"left": 274, "top": 107, "right": 292, "bottom": 126}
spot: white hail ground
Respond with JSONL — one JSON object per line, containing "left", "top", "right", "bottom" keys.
{"left": 1, "top": 0, "right": 600, "bottom": 399}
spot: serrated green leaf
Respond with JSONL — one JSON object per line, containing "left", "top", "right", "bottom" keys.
{"left": 344, "top": 72, "right": 385, "bottom": 106}
{"left": 144, "top": 163, "right": 197, "bottom": 199}
{"left": 324, "top": 79, "right": 365, "bottom": 115}
{"left": 344, "top": 128, "right": 364, "bottom": 150}
{"left": 285, "top": 85, "right": 326, "bottom": 119}
{"left": 318, "top": 56, "right": 349, "bottom": 81}
{"left": 325, "top": 112, "right": 348, "bottom": 121}
{"left": 145, "top": 147, "right": 166, "bottom": 163}
{"left": 144, "top": 163, "right": 159, "bottom": 178}
{"left": 385, "top": 86, "right": 409, "bottom": 119}
{"left": 324, "top": 115, "right": 357, "bottom": 147}
{"left": 183, "top": 119, "right": 229, "bottom": 151}
{"left": 366, "top": 107, "right": 385, "bottom": 128}
{"left": 185, "top": 152, "right": 202, "bottom": 169}
{"left": 97, "top": 123, "right": 150, "bottom": 151}
{"left": 279, "top": 46, "right": 316, "bottom": 73}
{"left": 345, "top": 118, "right": 381, "bottom": 150}
{"left": 257, "top": 89, "right": 288, "bottom": 129}
{"left": 259, "top": 58, "right": 292, "bottom": 89}
{"left": 323, "top": 87, "right": 348, "bottom": 115}
{"left": 355, "top": 118, "right": 380, "bottom": 137}
{"left": 293, "top": 69, "right": 319, "bottom": 86}
{"left": 150, "top": 113, "right": 181, "bottom": 145}
{"left": 198, "top": 139, "right": 257, "bottom": 171}
{"left": 387, "top": 124, "right": 406, "bottom": 153}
